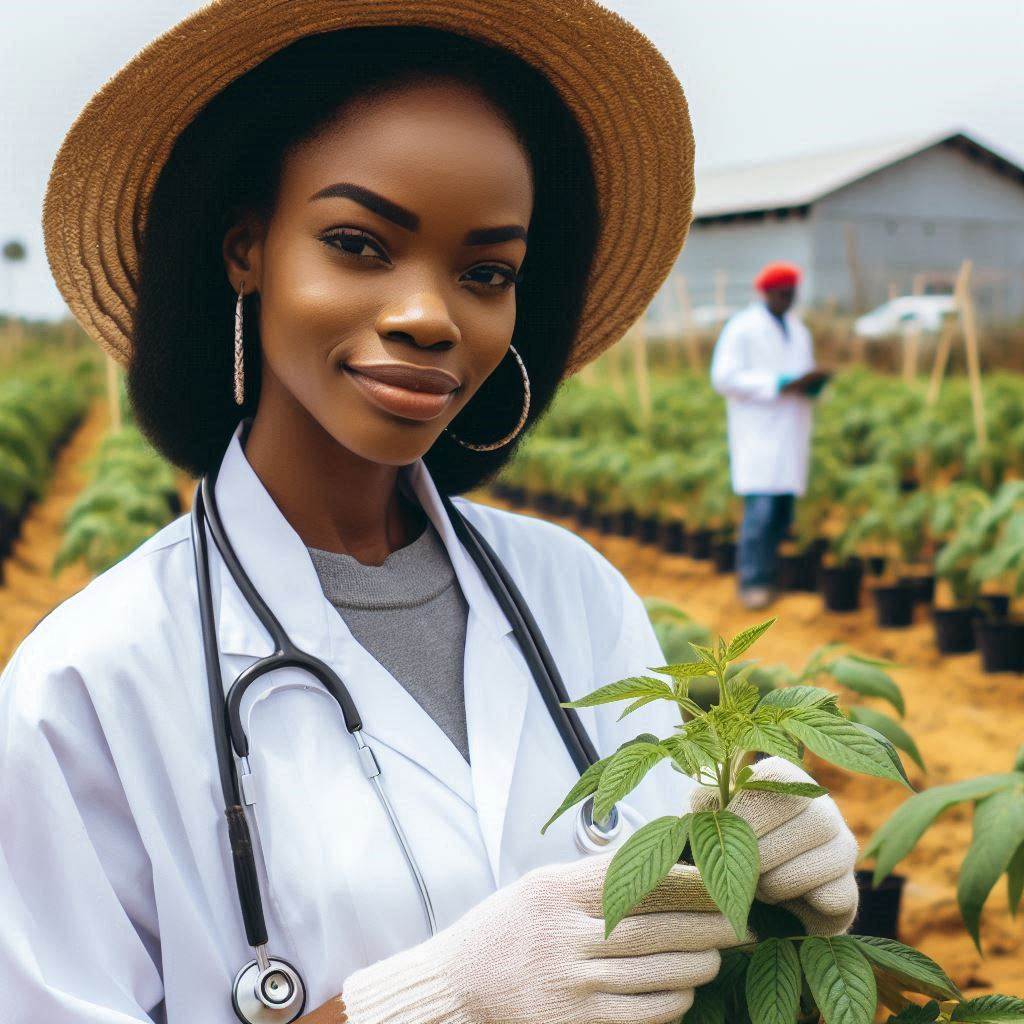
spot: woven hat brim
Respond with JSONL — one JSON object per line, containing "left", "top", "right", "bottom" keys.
{"left": 43, "top": 0, "right": 694, "bottom": 375}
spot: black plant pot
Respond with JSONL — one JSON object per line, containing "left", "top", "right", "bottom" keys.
{"left": 687, "top": 528, "right": 714, "bottom": 560}
{"left": 852, "top": 870, "right": 905, "bottom": 940}
{"left": 712, "top": 540, "right": 737, "bottom": 574}
{"left": 506, "top": 485, "right": 527, "bottom": 506}
{"left": 576, "top": 505, "right": 595, "bottom": 529}
{"left": 537, "top": 491, "right": 561, "bottom": 514}
{"left": 933, "top": 607, "right": 976, "bottom": 654}
{"left": 899, "top": 574, "right": 935, "bottom": 606}
{"left": 490, "top": 482, "right": 512, "bottom": 501}
{"left": 639, "top": 516, "right": 661, "bottom": 545}
{"left": 556, "top": 497, "right": 576, "bottom": 518}
{"left": 615, "top": 509, "right": 637, "bottom": 537}
{"left": 660, "top": 520, "right": 687, "bottom": 554}
{"left": 598, "top": 512, "right": 617, "bottom": 534}
{"left": 778, "top": 553, "right": 811, "bottom": 592}
{"left": 820, "top": 562, "right": 863, "bottom": 612}
{"left": 872, "top": 583, "right": 916, "bottom": 628}
{"left": 899, "top": 476, "right": 920, "bottom": 493}
{"left": 974, "top": 618, "right": 1024, "bottom": 673}
{"left": 974, "top": 594, "right": 1011, "bottom": 620}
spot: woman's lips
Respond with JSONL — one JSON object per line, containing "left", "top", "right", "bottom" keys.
{"left": 343, "top": 366, "right": 457, "bottom": 421}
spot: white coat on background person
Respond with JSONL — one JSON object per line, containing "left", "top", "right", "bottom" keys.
{"left": 0, "top": 418, "right": 695, "bottom": 1023}
{"left": 710, "top": 301, "right": 817, "bottom": 496}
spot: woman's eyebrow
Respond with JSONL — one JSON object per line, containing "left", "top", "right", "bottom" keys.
{"left": 309, "top": 182, "right": 527, "bottom": 245}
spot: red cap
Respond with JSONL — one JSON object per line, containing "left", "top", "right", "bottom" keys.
{"left": 755, "top": 261, "right": 801, "bottom": 292}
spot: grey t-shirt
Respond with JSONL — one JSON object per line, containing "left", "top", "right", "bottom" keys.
{"left": 306, "top": 520, "right": 471, "bottom": 763}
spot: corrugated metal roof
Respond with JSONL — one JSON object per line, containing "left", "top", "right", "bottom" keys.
{"left": 692, "top": 130, "right": 1023, "bottom": 219}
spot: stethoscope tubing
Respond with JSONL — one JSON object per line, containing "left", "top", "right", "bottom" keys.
{"left": 192, "top": 437, "right": 604, "bottom": 1022}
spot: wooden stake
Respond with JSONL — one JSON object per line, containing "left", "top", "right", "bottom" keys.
{"left": 106, "top": 354, "right": 123, "bottom": 432}
{"left": 958, "top": 261, "right": 988, "bottom": 447}
{"left": 902, "top": 274, "right": 927, "bottom": 383}
{"left": 671, "top": 275, "right": 702, "bottom": 372}
{"left": 926, "top": 261, "right": 969, "bottom": 406}
{"left": 631, "top": 312, "right": 652, "bottom": 429}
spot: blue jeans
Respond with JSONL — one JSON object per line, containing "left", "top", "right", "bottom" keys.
{"left": 737, "top": 494, "right": 795, "bottom": 589}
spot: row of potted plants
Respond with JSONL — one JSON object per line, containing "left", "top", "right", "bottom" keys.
{"left": 53, "top": 426, "right": 181, "bottom": 576}
{"left": 0, "top": 357, "right": 96, "bottom": 580}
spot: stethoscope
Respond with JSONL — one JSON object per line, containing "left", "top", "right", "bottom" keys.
{"left": 190, "top": 439, "right": 624, "bottom": 1023}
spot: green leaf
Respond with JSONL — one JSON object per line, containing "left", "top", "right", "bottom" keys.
{"left": 661, "top": 734, "right": 712, "bottom": 776}
{"left": 864, "top": 774, "right": 1022, "bottom": 884}
{"left": 738, "top": 723, "right": 804, "bottom": 763}
{"left": 1007, "top": 839, "right": 1024, "bottom": 917}
{"left": 593, "top": 742, "right": 667, "bottom": 821}
{"left": 720, "top": 950, "right": 753, "bottom": 1024}
{"left": 651, "top": 660, "right": 715, "bottom": 681}
{"left": 684, "top": 977, "right": 726, "bottom": 1024}
{"left": 851, "top": 721, "right": 914, "bottom": 789}
{"left": 848, "top": 706, "right": 925, "bottom": 771}
{"left": 616, "top": 695, "right": 662, "bottom": 721}
{"left": 852, "top": 936, "right": 961, "bottom": 1001}
{"left": 690, "top": 809, "right": 760, "bottom": 940}
{"left": 828, "top": 657, "right": 906, "bottom": 716}
{"left": 760, "top": 686, "right": 841, "bottom": 714}
{"left": 800, "top": 936, "right": 877, "bottom": 1024}
{"left": 739, "top": 780, "right": 828, "bottom": 798}
{"left": 957, "top": 785, "right": 1024, "bottom": 951}
{"left": 746, "top": 938, "right": 801, "bottom": 1024}
{"left": 561, "top": 675, "right": 673, "bottom": 709}
{"left": 691, "top": 643, "right": 721, "bottom": 671}
{"left": 886, "top": 1001, "right": 941, "bottom": 1024}
{"left": 727, "top": 617, "right": 777, "bottom": 660}
{"left": 540, "top": 755, "right": 610, "bottom": 834}
{"left": 602, "top": 815, "right": 691, "bottom": 936}
{"left": 783, "top": 709, "right": 910, "bottom": 787}
{"left": 952, "top": 996, "right": 1024, "bottom": 1023}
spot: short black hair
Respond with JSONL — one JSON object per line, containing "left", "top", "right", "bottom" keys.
{"left": 129, "top": 25, "right": 599, "bottom": 495}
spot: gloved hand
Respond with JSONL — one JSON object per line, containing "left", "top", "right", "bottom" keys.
{"left": 689, "top": 756, "right": 859, "bottom": 936}
{"left": 341, "top": 849, "right": 747, "bottom": 1024}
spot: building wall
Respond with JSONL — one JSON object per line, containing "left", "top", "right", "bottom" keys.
{"left": 812, "top": 144, "right": 1024, "bottom": 317}
{"left": 661, "top": 142, "right": 1024, "bottom": 322}
{"left": 656, "top": 218, "right": 814, "bottom": 327}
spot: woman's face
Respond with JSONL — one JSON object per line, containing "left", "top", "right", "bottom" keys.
{"left": 225, "top": 79, "right": 534, "bottom": 467}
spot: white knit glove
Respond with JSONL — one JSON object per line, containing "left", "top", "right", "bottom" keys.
{"left": 689, "top": 757, "right": 859, "bottom": 936}
{"left": 341, "top": 850, "right": 747, "bottom": 1024}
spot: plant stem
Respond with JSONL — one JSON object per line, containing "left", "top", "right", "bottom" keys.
{"left": 718, "top": 755, "right": 733, "bottom": 808}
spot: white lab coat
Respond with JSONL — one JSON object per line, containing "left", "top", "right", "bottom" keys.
{"left": 0, "top": 419, "right": 692, "bottom": 1023}
{"left": 710, "top": 302, "right": 816, "bottom": 496}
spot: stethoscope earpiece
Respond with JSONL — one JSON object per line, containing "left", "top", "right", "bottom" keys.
{"left": 232, "top": 956, "right": 306, "bottom": 1024}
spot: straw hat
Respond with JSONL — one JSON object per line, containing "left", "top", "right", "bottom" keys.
{"left": 43, "top": 0, "right": 693, "bottom": 376}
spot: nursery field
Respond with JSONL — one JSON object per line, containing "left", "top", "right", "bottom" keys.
{"left": 471, "top": 489, "right": 1024, "bottom": 998}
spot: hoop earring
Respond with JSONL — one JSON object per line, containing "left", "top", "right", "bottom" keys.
{"left": 443, "top": 343, "right": 531, "bottom": 452}
{"left": 233, "top": 281, "right": 245, "bottom": 406}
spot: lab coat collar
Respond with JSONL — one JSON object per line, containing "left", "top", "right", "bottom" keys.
{"left": 212, "top": 418, "right": 514, "bottom": 655}
{"left": 209, "top": 420, "right": 527, "bottom": 883}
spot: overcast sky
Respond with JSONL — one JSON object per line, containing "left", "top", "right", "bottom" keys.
{"left": 3, "top": 0, "right": 1023, "bottom": 319}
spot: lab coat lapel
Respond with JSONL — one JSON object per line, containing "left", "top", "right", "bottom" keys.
{"left": 209, "top": 422, "right": 532, "bottom": 863}
{"left": 404, "top": 460, "right": 532, "bottom": 886}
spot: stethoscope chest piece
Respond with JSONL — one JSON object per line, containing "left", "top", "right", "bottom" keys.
{"left": 574, "top": 795, "right": 623, "bottom": 856}
{"left": 232, "top": 957, "right": 306, "bottom": 1024}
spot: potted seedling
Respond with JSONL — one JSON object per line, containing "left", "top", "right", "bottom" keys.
{"left": 967, "top": 511, "right": 1024, "bottom": 673}
{"left": 865, "top": 745, "right": 1024, "bottom": 954}
{"left": 542, "top": 619, "right": 1022, "bottom": 1024}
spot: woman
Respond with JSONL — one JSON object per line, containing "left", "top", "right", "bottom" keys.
{"left": 2, "top": 3, "right": 858, "bottom": 1022}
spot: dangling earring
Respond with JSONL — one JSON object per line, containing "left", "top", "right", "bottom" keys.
{"left": 234, "top": 280, "right": 245, "bottom": 406}
{"left": 443, "top": 343, "right": 531, "bottom": 452}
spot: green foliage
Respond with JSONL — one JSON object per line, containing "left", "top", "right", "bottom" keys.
{"left": 545, "top": 617, "right": 1019, "bottom": 1024}
{"left": 54, "top": 426, "right": 179, "bottom": 574}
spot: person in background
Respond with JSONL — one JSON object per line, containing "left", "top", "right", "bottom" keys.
{"left": 710, "top": 261, "right": 830, "bottom": 610}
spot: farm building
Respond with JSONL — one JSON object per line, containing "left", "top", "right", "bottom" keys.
{"left": 657, "top": 130, "right": 1024, "bottom": 323}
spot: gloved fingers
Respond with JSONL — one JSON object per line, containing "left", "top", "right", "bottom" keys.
{"left": 592, "top": 910, "right": 743, "bottom": 957}
{"left": 629, "top": 863, "right": 720, "bottom": 915}
{"left": 725, "top": 758, "right": 823, "bottom": 838}
{"left": 779, "top": 892, "right": 859, "bottom": 937}
{"left": 756, "top": 798, "right": 843, "bottom": 871}
{"left": 591, "top": 987, "right": 695, "bottom": 1024}
{"left": 757, "top": 828, "right": 858, "bottom": 904}
{"left": 801, "top": 871, "right": 860, "bottom": 918}
{"left": 582, "top": 949, "right": 720, "bottom": 995}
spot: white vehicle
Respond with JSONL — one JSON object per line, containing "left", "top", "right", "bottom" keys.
{"left": 854, "top": 295, "right": 956, "bottom": 338}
